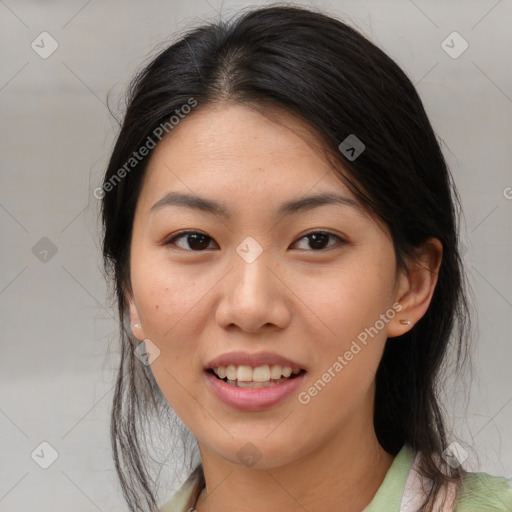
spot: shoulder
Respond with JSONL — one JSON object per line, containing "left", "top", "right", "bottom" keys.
{"left": 454, "top": 471, "right": 512, "bottom": 511}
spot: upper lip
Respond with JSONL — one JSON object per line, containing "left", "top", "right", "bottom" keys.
{"left": 205, "top": 351, "right": 306, "bottom": 371}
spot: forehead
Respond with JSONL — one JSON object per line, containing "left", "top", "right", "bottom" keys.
{"left": 136, "top": 101, "right": 361, "bottom": 218}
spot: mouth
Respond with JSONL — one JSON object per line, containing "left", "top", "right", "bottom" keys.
{"left": 206, "top": 365, "right": 307, "bottom": 389}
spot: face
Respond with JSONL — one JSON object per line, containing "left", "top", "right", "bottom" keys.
{"left": 127, "top": 101, "right": 407, "bottom": 469}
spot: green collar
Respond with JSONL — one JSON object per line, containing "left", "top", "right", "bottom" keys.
{"left": 161, "top": 444, "right": 512, "bottom": 511}
{"left": 160, "top": 444, "right": 415, "bottom": 512}
{"left": 362, "top": 444, "right": 415, "bottom": 511}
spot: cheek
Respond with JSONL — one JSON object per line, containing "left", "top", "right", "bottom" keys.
{"left": 297, "top": 259, "right": 395, "bottom": 347}
{"left": 129, "top": 269, "right": 206, "bottom": 402}
{"left": 131, "top": 249, "right": 203, "bottom": 334}
{"left": 297, "top": 253, "right": 395, "bottom": 405}
{"left": 131, "top": 264, "right": 205, "bottom": 413}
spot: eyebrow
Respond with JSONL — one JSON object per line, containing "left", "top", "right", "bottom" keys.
{"left": 148, "top": 191, "right": 362, "bottom": 219}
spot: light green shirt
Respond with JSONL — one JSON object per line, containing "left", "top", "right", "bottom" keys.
{"left": 160, "top": 444, "right": 512, "bottom": 511}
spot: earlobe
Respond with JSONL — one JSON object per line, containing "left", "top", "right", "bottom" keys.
{"left": 388, "top": 237, "right": 443, "bottom": 338}
{"left": 127, "top": 296, "right": 145, "bottom": 341}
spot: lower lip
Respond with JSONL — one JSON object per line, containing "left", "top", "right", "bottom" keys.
{"left": 204, "top": 370, "right": 306, "bottom": 411}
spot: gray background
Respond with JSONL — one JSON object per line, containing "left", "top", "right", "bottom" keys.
{"left": 1, "top": 0, "right": 511, "bottom": 510}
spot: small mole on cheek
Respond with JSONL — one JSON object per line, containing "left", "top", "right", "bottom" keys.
{"left": 155, "top": 304, "right": 159, "bottom": 310}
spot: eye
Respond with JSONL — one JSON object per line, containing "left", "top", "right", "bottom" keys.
{"left": 292, "top": 230, "right": 345, "bottom": 251}
{"left": 164, "top": 230, "right": 345, "bottom": 252}
{"left": 164, "top": 231, "right": 218, "bottom": 251}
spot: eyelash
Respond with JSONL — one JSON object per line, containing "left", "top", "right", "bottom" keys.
{"left": 163, "top": 230, "right": 346, "bottom": 252}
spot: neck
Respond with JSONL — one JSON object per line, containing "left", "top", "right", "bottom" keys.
{"left": 194, "top": 405, "right": 395, "bottom": 512}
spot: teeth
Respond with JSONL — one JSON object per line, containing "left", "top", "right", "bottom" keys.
{"left": 237, "top": 365, "right": 254, "bottom": 382}
{"left": 226, "top": 365, "right": 237, "bottom": 381}
{"left": 229, "top": 379, "right": 286, "bottom": 388}
{"left": 212, "top": 364, "right": 301, "bottom": 382}
{"left": 270, "top": 365, "right": 282, "bottom": 379}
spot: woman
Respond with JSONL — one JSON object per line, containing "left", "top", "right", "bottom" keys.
{"left": 99, "top": 5, "right": 512, "bottom": 512}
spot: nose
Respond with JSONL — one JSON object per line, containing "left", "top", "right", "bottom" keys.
{"left": 215, "top": 248, "right": 291, "bottom": 333}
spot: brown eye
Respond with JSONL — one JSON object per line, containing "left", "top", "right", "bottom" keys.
{"left": 165, "top": 231, "right": 217, "bottom": 251}
{"left": 164, "top": 230, "right": 345, "bottom": 252}
{"left": 292, "top": 231, "right": 345, "bottom": 251}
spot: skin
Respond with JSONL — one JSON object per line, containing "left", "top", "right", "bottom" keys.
{"left": 127, "top": 101, "right": 442, "bottom": 512}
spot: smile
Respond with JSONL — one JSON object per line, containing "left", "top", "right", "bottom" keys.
{"left": 204, "top": 366, "right": 307, "bottom": 411}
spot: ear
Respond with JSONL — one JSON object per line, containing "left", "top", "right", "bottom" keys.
{"left": 126, "top": 294, "right": 147, "bottom": 341}
{"left": 387, "top": 237, "right": 443, "bottom": 338}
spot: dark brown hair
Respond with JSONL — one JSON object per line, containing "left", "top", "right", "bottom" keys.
{"left": 100, "top": 4, "right": 472, "bottom": 511}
